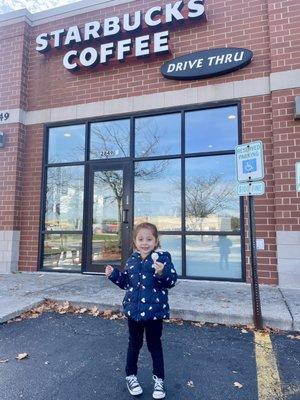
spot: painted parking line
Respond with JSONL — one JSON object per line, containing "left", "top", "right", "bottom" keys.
{"left": 255, "top": 331, "right": 283, "bottom": 400}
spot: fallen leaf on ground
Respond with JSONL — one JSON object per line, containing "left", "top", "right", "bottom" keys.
{"left": 89, "top": 306, "right": 100, "bottom": 317}
{"left": 164, "top": 318, "right": 183, "bottom": 325}
{"left": 234, "top": 382, "right": 243, "bottom": 389}
{"left": 16, "top": 353, "right": 28, "bottom": 360}
{"left": 187, "top": 380, "right": 194, "bottom": 387}
{"left": 103, "top": 310, "right": 113, "bottom": 318}
{"left": 191, "top": 322, "right": 204, "bottom": 327}
{"left": 0, "top": 359, "right": 9, "bottom": 363}
{"left": 287, "top": 334, "right": 300, "bottom": 340}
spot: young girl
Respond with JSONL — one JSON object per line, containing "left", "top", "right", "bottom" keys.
{"left": 105, "top": 222, "right": 177, "bottom": 399}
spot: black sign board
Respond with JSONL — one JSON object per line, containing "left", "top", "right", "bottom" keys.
{"left": 161, "top": 47, "right": 253, "bottom": 80}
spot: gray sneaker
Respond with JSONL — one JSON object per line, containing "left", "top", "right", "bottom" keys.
{"left": 152, "top": 375, "right": 166, "bottom": 399}
{"left": 126, "top": 375, "right": 143, "bottom": 396}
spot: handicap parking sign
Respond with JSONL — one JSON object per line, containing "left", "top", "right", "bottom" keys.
{"left": 243, "top": 159, "right": 257, "bottom": 174}
{"left": 235, "top": 141, "right": 264, "bottom": 182}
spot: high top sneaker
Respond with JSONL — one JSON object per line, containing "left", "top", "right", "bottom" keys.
{"left": 152, "top": 375, "right": 166, "bottom": 399}
{"left": 125, "top": 375, "right": 143, "bottom": 396}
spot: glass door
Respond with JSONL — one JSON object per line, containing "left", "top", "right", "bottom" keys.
{"left": 85, "top": 161, "right": 132, "bottom": 273}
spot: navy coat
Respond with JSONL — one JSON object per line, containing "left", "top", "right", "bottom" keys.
{"left": 109, "top": 250, "right": 177, "bottom": 321}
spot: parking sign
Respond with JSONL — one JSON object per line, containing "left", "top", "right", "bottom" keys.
{"left": 235, "top": 141, "right": 264, "bottom": 182}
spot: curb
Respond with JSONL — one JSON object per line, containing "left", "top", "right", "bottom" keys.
{"left": 0, "top": 297, "right": 297, "bottom": 332}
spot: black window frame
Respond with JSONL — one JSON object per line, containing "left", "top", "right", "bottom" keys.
{"left": 38, "top": 100, "right": 245, "bottom": 282}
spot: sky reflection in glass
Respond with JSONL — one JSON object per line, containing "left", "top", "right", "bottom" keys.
{"left": 48, "top": 125, "right": 85, "bottom": 163}
{"left": 186, "top": 106, "right": 238, "bottom": 153}
{"left": 134, "top": 159, "right": 181, "bottom": 231}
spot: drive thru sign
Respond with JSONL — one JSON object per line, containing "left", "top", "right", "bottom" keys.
{"left": 235, "top": 140, "right": 264, "bottom": 182}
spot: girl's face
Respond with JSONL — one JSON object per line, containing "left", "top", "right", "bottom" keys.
{"left": 134, "top": 228, "right": 158, "bottom": 259}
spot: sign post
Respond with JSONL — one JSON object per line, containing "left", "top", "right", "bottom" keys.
{"left": 235, "top": 141, "right": 264, "bottom": 330}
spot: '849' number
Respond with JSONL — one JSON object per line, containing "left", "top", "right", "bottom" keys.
{"left": 0, "top": 112, "right": 10, "bottom": 122}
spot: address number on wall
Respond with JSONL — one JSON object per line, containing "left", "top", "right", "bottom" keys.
{"left": 0, "top": 112, "right": 10, "bottom": 123}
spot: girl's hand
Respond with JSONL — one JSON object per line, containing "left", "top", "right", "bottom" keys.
{"left": 154, "top": 261, "right": 164, "bottom": 276}
{"left": 105, "top": 265, "right": 114, "bottom": 278}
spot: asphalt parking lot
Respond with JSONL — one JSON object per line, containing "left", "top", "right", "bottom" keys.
{"left": 0, "top": 312, "right": 299, "bottom": 400}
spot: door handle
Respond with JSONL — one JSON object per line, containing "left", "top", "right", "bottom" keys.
{"left": 122, "top": 209, "right": 129, "bottom": 223}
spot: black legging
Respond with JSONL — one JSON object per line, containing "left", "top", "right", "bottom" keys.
{"left": 126, "top": 317, "right": 165, "bottom": 380}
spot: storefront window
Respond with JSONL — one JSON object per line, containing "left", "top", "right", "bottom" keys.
{"left": 186, "top": 235, "right": 242, "bottom": 279}
{"left": 159, "top": 235, "right": 182, "bottom": 275}
{"left": 48, "top": 125, "right": 85, "bottom": 163}
{"left": 185, "top": 106, "right": 238, "bottom": 153}
{"left": 90, "top": 119, "right": 130, "bottom": 159}
{"left": 134, "top": 159, "right": 181, "bottom": 231}
{"left": 185, "top": 155, "right": 239, "bottom": 232}
{"left": 43, "top": 233, "right": 82, "bottom": 271}
{"left": 135, "top": 113, "right": 181, "bottom": 157}
{"left": 45, "top": 166, "right": 84, "bottom": 231}
{"left": 42, "top": 104, "right": 242, "bottom": 280}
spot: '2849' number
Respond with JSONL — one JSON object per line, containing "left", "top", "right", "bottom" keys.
{"left": 0, "top": 112, "right": 10, "bottom": 121}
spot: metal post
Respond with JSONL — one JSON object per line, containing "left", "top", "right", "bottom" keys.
{"left": 248, "top": 195, "right": 263, "bottom": 330}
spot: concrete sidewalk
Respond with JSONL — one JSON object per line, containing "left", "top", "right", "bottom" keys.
{"left": 0, "top": 272, "right": 299, "bottom": 331}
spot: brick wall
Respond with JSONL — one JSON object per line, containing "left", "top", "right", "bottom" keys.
{"left": 0, "top": 22, "right": 30, "bottom": 109}
{"left": 272, "top": 88, "right": 300, "bottom": 232}
{"left": 18, "top": 124, "right": 43, "bottom": 271}
{"left": 267, "top": 0, "right": 300, "bottom": 73}
{"left": 242, "top": 95, "right": 278, "bottom": 284}
{"left": 0, "top": 0, "right": 299, "bottom": 283}
{"left": 0, "top": 123, "right": 26, "bottom": 231}
{"left": 26, "top": 0, "right": 271, "bottom": 110}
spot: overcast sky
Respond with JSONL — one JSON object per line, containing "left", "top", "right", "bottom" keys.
{"left": 0, "top": 0, "right": 80, "bottom": 14}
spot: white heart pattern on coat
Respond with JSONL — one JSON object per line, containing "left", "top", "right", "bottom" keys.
{"left": 141, "top": 312, "right": 145, "bottom": 317}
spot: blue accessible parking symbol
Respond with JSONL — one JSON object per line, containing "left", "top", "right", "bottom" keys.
{"left": 243, "top": 158, "right": 257, "bottom": 174}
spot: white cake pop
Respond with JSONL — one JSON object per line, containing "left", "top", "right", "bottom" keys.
{"left": 151, "top": 252, "right": 159, "bottom": 270}
{"left": 151, "top": 252, "right": 159, "bottom": 263}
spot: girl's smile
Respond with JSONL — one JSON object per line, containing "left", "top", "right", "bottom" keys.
{"left": 135, "top": 228, "right": 158, "bottom": 259}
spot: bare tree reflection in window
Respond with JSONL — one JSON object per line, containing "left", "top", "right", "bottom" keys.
{"left": 135, "top": 117, "right": 173, "bottom": 157}
{"left": 90, "top": 121, "right": 130, "bottom": 159}
{"left": 91, "top": 121, "right": 169, "bottom": 257}
{"left": 185, "top": 175, "right": 237, "bottom": 231}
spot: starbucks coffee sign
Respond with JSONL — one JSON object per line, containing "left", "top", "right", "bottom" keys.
{"left": 161, "top": 48, "right": 253, "bottom": 80}
{"left": 35, "top": 1, "right": 205, "bottom": 71}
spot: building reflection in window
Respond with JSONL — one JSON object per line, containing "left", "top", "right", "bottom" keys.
{"left": 43, "top": 233, "right": 82, "bottom": 271}
{"left": 45, "top": 166, "right": 84, "bottom": 231}
{"left": 186, "top": 235, "right": 241, "bottom": 279}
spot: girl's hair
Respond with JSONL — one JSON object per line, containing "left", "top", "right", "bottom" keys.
{"left": 133, "top": 222, "right": 160, "bottom": 250}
